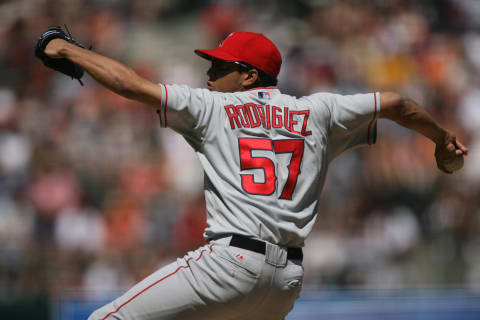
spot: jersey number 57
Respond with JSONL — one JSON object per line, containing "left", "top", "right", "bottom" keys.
{"left": 238, "top": 138, "right": 304, "bottom": 200}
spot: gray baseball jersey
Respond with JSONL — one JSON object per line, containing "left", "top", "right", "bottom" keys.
{"left": 89, "top": 86, "right": 379, "bottom": 320}
{"left": 157, "top": 85, "right": 380, "bottom": 247}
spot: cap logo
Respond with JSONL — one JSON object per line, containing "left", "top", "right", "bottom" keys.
{"left": 219, "top": 32, "right": 235, "bottom": 47}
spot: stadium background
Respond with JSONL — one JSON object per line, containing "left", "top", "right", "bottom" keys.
{"left": 0, "top": 0, "right": 479, "bottom": 319}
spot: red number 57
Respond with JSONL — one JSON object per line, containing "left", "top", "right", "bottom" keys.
{"left": 238, "top": 138, "right": 304, "bottom": 200}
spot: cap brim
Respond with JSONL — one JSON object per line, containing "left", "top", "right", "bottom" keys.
{"left": 194, "top": 48, "right": 241, "bottom": 62}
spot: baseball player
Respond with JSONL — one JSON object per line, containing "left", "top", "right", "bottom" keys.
{"left": 35, "top": 29, "right": 468, "bottom": 320}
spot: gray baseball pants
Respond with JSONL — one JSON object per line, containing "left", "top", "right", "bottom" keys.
{"left": 88, "top": 236, "right": 304, "bottom": 320}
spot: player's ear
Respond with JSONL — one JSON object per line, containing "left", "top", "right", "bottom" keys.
{"left": 242, "top": 69, "right": 259, "bottom": 87}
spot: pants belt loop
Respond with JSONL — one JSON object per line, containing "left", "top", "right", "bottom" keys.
{"left": 265, "top": 242, "right": 287, "bottom": 267}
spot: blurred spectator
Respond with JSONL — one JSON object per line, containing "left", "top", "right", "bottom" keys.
{"left": 54, "top": 205, "right": 106, "bottom": 253}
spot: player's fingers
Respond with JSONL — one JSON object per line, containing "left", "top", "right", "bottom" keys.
{"left": 455, "top": 149, "right": 464, "bottom": 156}
{"left": 454, "top": 139, "right": 469, "bottom": 155}
{"left": 445, "top": 142, "right": 456, "bottom": 153}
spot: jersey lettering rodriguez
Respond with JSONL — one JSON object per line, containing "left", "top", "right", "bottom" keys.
{"left": 157, "top": 84, "right": 380, "bottom": 247}
{"left": 223, "top": 104, "right": 312, "bottom": 136}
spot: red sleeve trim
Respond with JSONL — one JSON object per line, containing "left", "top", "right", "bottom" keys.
{"left": 99, "top": 244, "right": 214, "bottom": 320}
{"left": 367, "top": 92, "right": 378, "bottom": 145}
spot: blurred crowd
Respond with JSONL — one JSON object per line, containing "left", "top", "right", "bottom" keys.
{"left": 0, "top": 0, "right": 479, "bottom": 301}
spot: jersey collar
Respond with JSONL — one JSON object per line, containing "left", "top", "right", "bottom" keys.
{"left": 245, "top": 86, "right": 279, "bottom": 92}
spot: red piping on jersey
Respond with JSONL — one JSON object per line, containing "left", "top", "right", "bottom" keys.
{"left": 99, "top": 244, "right": 214, "bottom": 320}
{"left": 245, "top": 86, "right": 278, "bottom": 91}
{"left": 163, "top": 84, "right": 168, "bottom": 127}
{"left": 367, "top": 93, "right": 378, "bottom": 145}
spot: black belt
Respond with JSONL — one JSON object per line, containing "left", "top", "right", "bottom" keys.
{"left": 223, "top": 234, "right": 303, "bottom": 262}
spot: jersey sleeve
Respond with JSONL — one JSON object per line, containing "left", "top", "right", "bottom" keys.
{"left": 157, "top": 84, "right": 216, "bottom": 149}
{"left": 310, "top": 92, "right": 380, "bottom": 162}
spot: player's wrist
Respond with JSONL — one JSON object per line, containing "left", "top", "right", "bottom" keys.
{"left": 57, "top": 40, "right": 76, "bottom": 58}
{"left": 433, "top": 129, "right": 449, "bottom": 146}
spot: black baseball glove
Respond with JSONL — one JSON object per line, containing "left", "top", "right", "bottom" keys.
{"left": 35, "top": 25, "right": 86, "bottom": 85}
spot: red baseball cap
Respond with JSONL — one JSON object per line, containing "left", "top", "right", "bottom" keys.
{"left": 195, "top": 32, "right": 282, "bottom": 78}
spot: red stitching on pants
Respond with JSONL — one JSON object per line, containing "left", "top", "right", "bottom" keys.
{"left": 100, "top": 244, "right": 214, "bottom": 320}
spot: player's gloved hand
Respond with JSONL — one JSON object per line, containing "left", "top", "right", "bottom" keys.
{"left": 35, "top": 25, "right": 86, "bottom": 85}
{"left": 434, "top": 130, "right": 468, "bottom": 174}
